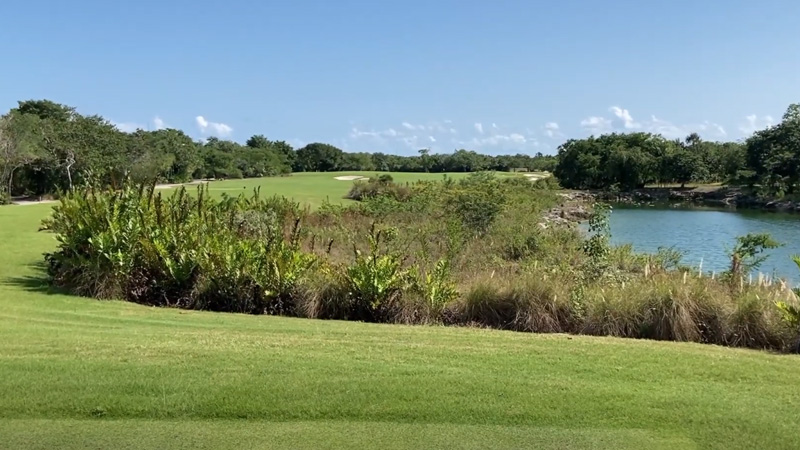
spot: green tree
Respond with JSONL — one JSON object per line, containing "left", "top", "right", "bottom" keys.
{"left": 727, "top": 233, "right": 782, "bottom": 280}
{"left": 0, "top": 112, "right": 44, "bottom": 195}
{"left": 295, "top": 143, "right": 343, "bottom": 172}
{"left": 746, "top": 104, "right": 800, "bottom": 196}
{"left": 340, "top": 152, "right": 375, "bottom": 171}
{"left": 419, "top": 148, "right": 432, "bottom": 172}
{"left": 13, "top": 99, "right": 76, "bottom": 122}
{"left": 245, "top": 134, "right": 271, "bottom": 149}
{"left": 271, "top": 140, "right": 297, "bottom": 171}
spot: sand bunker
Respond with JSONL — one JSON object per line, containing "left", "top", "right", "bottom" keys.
{"left": 334, "top": 175, "right": 368, "bottom": 181}
{"left": 154, "top": 180, "right": 208, "bottom": 189}
{"left": 523, "top": 172, "right": 550, "bottom": 181}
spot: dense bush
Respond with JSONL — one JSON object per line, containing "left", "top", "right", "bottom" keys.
{"left": 43, "top": 185, "right": 314, "bottom": 314}
{"left": 345, "top": 177, "right": 412, "bottom": 202}
{"left": 41, "top": 174, "right": 800, "bottom": 352}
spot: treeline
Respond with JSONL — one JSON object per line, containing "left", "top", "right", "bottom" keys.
{"left": 0, "top": 100, "right": 298, "bottom": 199}
{"left": 6, "top": 98, "right": 797, "bottom": 200}
{"left": 0, "top": 99, "right": 555, "bottom": 200}
{"left": 301, "top": 146, "right": 557, "bottom": 174}
{"left": 555, "top": 103, "right": 800, "bottom": 196}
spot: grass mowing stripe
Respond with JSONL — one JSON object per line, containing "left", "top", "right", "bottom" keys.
{"left": 0, "top": 420, "right": 694, "bottom": 450}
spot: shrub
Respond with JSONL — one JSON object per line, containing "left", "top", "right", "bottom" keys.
{"left": 44, "top": 184, "right": 315, "bottom": 314}
{"left": 725, "top": 291, "right": 790, "bottom": 349}
{"left": 346, "top": 179, "right": 411, "bottom": 202}
{"left": 581, "top": 276, "right": 725, "bottom": 342}
{"left": 342, "top": 225, "right": 409, "bottom": 322}
{"left": 726, "top": 233, "right": 782, "bottom": 281}
{"left": 454, "top": 274, "right": 572, "bottom": 332}
{"left": 444, "top": 186, "right": 505, "bottom": 235}
{"left": 405, "top": 259, "right": 459, "bottom": 323}
{"left": 582, "top": 203, "right": 612, "bottom": 279}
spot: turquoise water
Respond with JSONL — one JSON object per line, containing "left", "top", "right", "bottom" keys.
{"left": 608, "top": 205, "right": 800, "bottom": 285}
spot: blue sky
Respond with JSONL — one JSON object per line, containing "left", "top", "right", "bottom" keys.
{"left": 2, "top": 0, "right": 799, "bottom": 154}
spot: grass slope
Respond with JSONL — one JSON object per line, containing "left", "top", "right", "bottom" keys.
{"left": 1, "top": 176, "right": 800, "bottom": 449}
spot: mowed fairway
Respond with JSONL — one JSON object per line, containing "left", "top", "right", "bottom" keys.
{"left": 1, "top": 175, "right": 800, "bottom": 449}
{"left": 177, "top": 171, "right": 473, "bottom": 207}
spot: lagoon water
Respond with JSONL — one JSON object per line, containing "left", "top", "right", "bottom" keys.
{"left": 608, "top": 205, "right": 800, "bottom": 285}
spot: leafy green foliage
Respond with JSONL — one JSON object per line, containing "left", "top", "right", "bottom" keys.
{"left": 345, "top": 177, "right": 412, "bottom": 201}
{"left": 43, "top": 184, "right": 314, "bottom": 314}
{"left": 775, "top": 301, "right": 800, "bottom": 330}
{"left": 410, "top": 259, "right": 459, "bottom": 320}
{"left": 343, "top": 225, "right": 409, "bottom": 321}
{"left": 443, "top": 173, "right": 507, "bottom": 235}
{"left": 295, "top": 143, "right": 344, "bottom": 172}
{"left": 582, "top": 203, "right": 612, "bottom": 279}
{"left": 746, "top": 104, "right": 800, "bottom": 197}
{"left": 726, "top": 233, "right": 783, "bottom": 279}
{"left": 555, "top": 132, "right": 747, "bottom": 190}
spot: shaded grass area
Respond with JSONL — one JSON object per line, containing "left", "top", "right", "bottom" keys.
{"left": 0, "top": 420, "right": 692, "bottom": 450}
{"left": 2, "top": 185, "right": 800, "bottom": 449}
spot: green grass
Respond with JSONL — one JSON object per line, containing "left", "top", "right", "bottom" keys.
{"left": 180, "top": 171, "right": 473, "bottom": 207}
{"left": 1, "top": 176, "right": 800, "bottom": 449}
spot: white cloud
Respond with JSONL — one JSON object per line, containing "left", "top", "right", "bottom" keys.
{"left": 508, "top": 133, "right": 526, "bottom": 143}
{"left": 350, "top": 127, "right": 399, "bottom": 139}
{"left": 404, "top": 121, "right": 449, "bottom": 132}
{"left": 609, "top": 106, "right": 640, "bottom": 129}
{"left": 648, "top": 115, "right": 684, "bottom": 138}
{"left": 428, "top": 136, "right": 436, "bottom": 143}
{"left": 544, "top": 122, "right": 561, "bottom": 138}
{"left": 153, "top": 116, "right": 166, "bottom": 130}
{"left": 580, "top": 116, "right": 613, "bottom": 134}
{"left": 474, "top": 122, "right": 484, "bottom": 134}
{"left": 578, "top": 105, "right": 730, "bottom": 139}
{"left": 449, "top": 128, "right": 457, "bottom": 134}
{"left": 646, "top": 116, "right": 728, "bottom": 139}
{"left": 196, "top": 116, "right": 233, "bottom": 137}
{"left": 461, "top": 133, "right": 532, "bottom": 148}
{"left": 111, "top": 116, "right": 171, "bottom": 133}
{"left": 696, "top": 121, "right": 727, "bottom": 138}
{"left": 738, "top": 114, "right": 774, "bottom": 135}
{"left": 492, "top": 123, "right": 498, "bottom": 130}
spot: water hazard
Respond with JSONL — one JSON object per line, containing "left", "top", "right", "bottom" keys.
{"left": 608, "top": 205, "right": 800, "bottom": 285}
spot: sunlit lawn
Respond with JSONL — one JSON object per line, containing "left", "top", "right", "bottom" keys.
{"left": 178, "top": 171, "right": 472, "bottom": 207}
{"left": 1, "top": 177, "right": 799, "bottom": 449}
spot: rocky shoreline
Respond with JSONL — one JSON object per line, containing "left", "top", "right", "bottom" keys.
{"left": 541, "top": 191, "right": 594, "bottom": 227}
{"left": 540, "top": 187, "right": 800, "bottom": 228}
{"left": 592, "top": 187, "right": 800, "bottom": 212}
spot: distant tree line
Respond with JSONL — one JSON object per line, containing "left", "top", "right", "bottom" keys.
{"left": 3, "top": 99, "right": 798, "bottom": 200}
{"left": 554, "top": 103, "right": 800, "bottom": 196}
{"left": 0, "top": 99, "right": 555, "bottom": 199}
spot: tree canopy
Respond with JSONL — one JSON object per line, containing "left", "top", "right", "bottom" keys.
{"left": 745, "top": 104, "right": 800, "bottom": 197}
{"left": 554, "top": 132, "right": 748, "bottom": 190}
